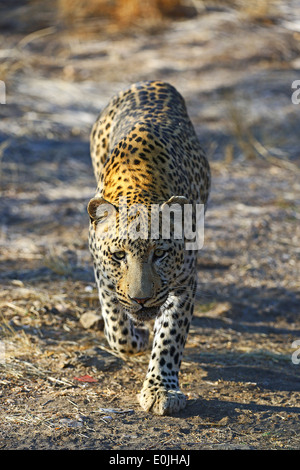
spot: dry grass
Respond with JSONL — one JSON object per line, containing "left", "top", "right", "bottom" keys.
{"left": 57, "top": 0, "right": 197, "bottom": 25}
{"left": 0, "top": 311, "right": 43, "bottom": 384}
{"left": 237, "top": 0, "right": 280, "bottom": 21}
{"left": 56, "top": 0, "right": 281, "bottom": 22}
{"left": 222, "top": 91, "right": 300, "bottom": 172}
{"left": 44, "top": 250, "right": 73, "bottom": 277}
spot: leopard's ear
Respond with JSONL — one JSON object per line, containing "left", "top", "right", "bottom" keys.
{"left": 87, "top": 197, "right": 116, "bottom": 224}
{"left": 160, "top": 195, "right": 188, "bottom": 210}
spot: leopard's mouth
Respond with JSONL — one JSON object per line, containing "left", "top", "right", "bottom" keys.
{"left": 124, "top": 305, "right": 161, "bottom": 322}
{"left": 119, "top": 293, "right": 168, "bottom": 321}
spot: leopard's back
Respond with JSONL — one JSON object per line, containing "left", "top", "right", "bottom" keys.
{"left": 90, "top": 80, "right": 210, "bottom": 206}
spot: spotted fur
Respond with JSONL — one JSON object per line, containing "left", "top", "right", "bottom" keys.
{"left": 87, "top": 81, "right": 210, "bottom": 415}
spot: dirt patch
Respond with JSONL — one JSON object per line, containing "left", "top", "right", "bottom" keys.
{"left": 0, "top": 0, "right": 300, "bottom": 450}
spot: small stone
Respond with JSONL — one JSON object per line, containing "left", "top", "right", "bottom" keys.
{"left": 80, "top": 311, "right": 104, "bottom": 329}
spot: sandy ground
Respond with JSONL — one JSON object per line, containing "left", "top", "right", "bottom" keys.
{"left": 0, "top": 0, "right": 300, "bottom": 450}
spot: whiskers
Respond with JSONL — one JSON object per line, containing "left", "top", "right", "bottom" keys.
{"left": 170, "top": 281, "right": 213, "bottom": 301}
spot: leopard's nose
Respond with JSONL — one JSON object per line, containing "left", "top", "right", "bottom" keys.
{"left": 129, "top": 295, "right": 151, "bottom": 306}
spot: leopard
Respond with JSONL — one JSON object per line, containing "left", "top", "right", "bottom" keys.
{"left": 87, "top": 80, "right": 210, "bottom": 415}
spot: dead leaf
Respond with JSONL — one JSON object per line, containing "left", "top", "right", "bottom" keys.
{"left": 73, "top": 374, "right": 97, "bottom": 383}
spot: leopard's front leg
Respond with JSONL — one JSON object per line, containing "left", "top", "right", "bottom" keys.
{"left": 138, "top": 288, "right": 194, "bottom": 415}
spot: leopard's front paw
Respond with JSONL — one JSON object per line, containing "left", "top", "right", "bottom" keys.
{"left": 138, "top": 384, "right": 186, "bottom": 415}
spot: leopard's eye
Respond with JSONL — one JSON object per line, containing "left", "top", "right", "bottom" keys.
{"left": 112, "top": 251, "right": 126, "bottom": 262}
{"left": 154, "top": 248, "right": 166, "bottom": 258}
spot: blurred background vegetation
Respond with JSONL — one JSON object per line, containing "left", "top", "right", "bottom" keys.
{"left": 1, "top": 0, "right": 299, "bottom": 161}
{"left": 0, "top": 0, "right": 286, "bottom": 35}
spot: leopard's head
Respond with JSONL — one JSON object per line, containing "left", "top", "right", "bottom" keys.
{"left": 88, "top": 195, "right": 189, "bottom": 321}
